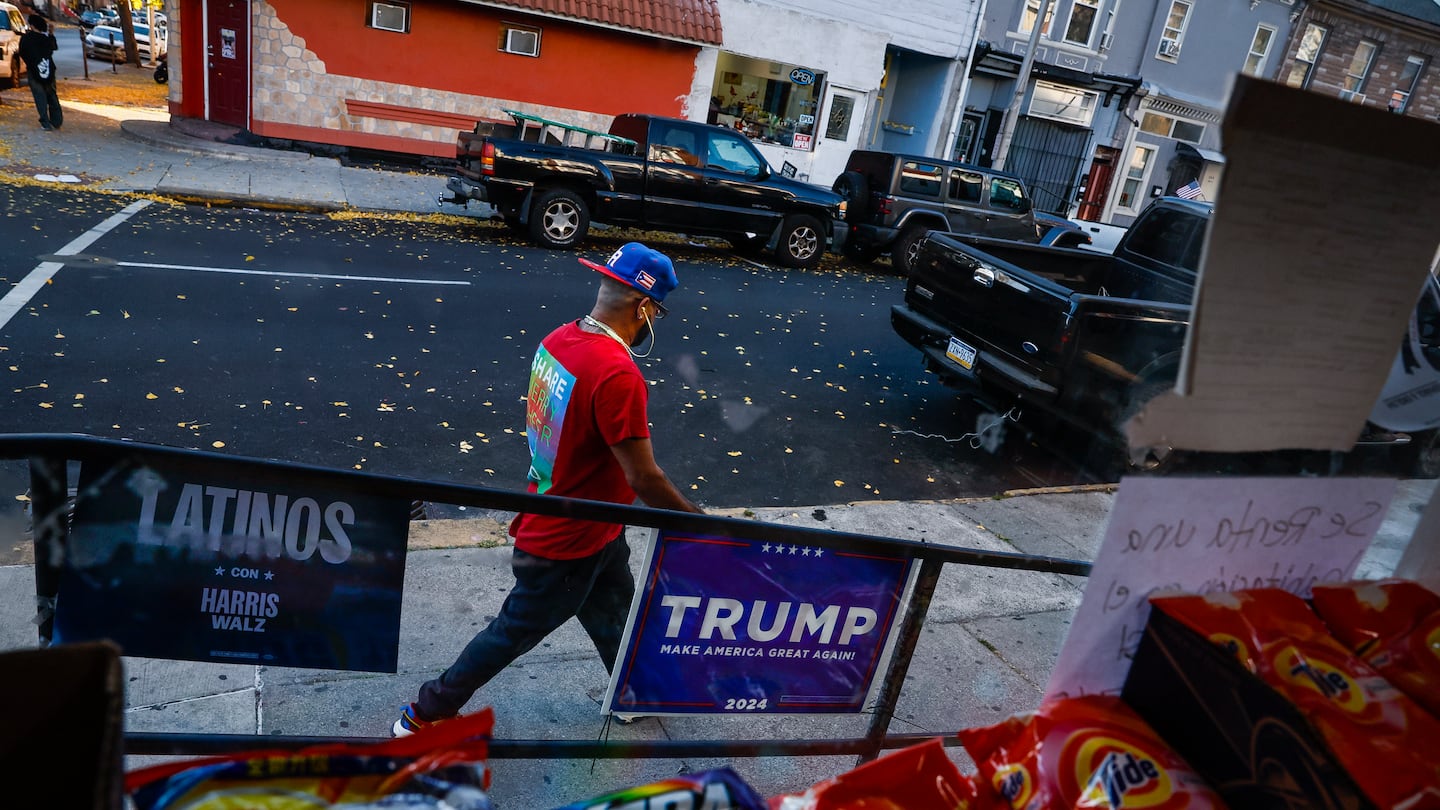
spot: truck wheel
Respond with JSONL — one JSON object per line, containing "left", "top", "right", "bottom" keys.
{"left": 1409, "top": 429, "right": 1440, "bottom": 478}
{"left": 832, "top": 171, "right": 871, "bottom": 221}
{"left": 776, "top": 215, "right": 825, "bottom": 269}
{"left": 893, "top": 226, "right": 930, "bottom": 275}
{"left": 1118, "top": 379, "right": 1178, "bottom": 473}
{"left": 529, "top": 189, "right": 589, "bottom": 249}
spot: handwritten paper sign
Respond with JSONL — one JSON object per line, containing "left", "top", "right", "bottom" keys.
{"left": 1045, "top": 476, "right": 1396, "bottom": 699}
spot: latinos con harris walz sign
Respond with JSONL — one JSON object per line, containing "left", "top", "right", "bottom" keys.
{"left": 54, "top": 458, "right": 412, "bottom": 672}
{"left": 606, "top": 530, "right": 913, "bottom": 716}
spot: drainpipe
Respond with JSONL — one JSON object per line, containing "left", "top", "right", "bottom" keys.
{"left": 991, "top": 0, "right": 1053, "bottom": 171}
{"left": 944, "top": 0, "right": 989, "bottom": 161}
{"left": 1100, "top": 83, "right": 1148, "bottom": 223}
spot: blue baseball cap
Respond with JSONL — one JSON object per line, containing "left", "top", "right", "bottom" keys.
{"left": 579, "top": 243, "right": 677, "bottom": 311}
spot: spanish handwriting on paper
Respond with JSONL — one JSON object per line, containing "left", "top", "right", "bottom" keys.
{"left": 1045, "top": 477, "right": 1396, "bottom": 700}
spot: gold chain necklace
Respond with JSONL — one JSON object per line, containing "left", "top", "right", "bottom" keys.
{"left": 582, "top": 315, "right": 632, "bottom": 356}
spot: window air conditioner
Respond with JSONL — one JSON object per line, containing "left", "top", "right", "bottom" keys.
{"left": 1099, "top": 32, "right": 1113, "bottom": 50}
{"left": 504, "top": 28, "right": 539, "bottom": 57}
{"left": 1158, "top": 39, "right": 1180, "bottom": 58}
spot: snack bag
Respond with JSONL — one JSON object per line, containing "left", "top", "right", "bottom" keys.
{"left": 125, "top": 709, "right": 494, "bottom": 810}
{"left": 769, "top": 738, "right": 982, "bottom": 809}
{"left": 1155, "top": 590, "right": 1440, "bottom": 809}
{"left": 958, "top": 696, "right": 1226, "bottom": 809}
{"left": 1310, "top": 579, "right": 1440, "bottom": 717}
{"left": 552, "top": 767, "right": 767, "bottom": 810}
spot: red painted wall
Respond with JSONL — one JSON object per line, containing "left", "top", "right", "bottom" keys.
{"left": 267, "top": 0, "right": 698, "bottom": 118}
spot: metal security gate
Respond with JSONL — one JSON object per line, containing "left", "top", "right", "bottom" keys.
{"left": 1008, "top": 117, "right": 1092, "bottom": 215}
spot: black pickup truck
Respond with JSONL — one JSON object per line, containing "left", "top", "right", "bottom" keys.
{"left": 891, "top": 198, "right": 1208, "bottom": 467}
{"left": 442, "top": 112, "right": 845, "bottom": 268}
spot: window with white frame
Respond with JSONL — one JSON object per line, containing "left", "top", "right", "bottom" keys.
{"left": 500, "top": 23, "right": 541, "bottom": 56}
{"left": 1243, "top": 24, "right": 1276, "bottom": 76}
{"left": 1029, "top": 81, "right": 1098, "bottom": 126}
{"left": 1099, "top": 8, "right": 1117, "bottom": 50}
{"left": 1019, "top": 0, "right": 1054, "bottom": 37}
{"left": 1139, "top": 111, "right": 1205, "bottom": 144}
{"left": 369, "top": 1, "right": 410, "bottom": 33}
{"left": 1340, "top": 40, "right": 1379, "bottom": 100}
{"left": 1155, "top": 1, "right": 1190, "bottom": 61}
{"left": 1390, "top": 55, "right": 1427, "bottom": 113}
{"left": 1117, "top": 145, "right": 1155, "bottom": 214}
{"left": 1285, "top": 24, "right": 1327, "bottom": 88}
{"left": 1064, "top": 0, "right": 1101, "bottom": 47}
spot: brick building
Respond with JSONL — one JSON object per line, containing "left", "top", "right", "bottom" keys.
{"left": 1277, "top": 0, "right": 1439, "bottom": 120}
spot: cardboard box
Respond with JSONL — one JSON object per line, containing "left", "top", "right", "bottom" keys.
{"left": 1121, "top": 608, "right": 1375, "bottom": 810}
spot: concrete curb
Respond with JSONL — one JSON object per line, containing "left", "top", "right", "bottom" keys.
{"left": 119, "top": 119, "right": 316, "bottom": 164}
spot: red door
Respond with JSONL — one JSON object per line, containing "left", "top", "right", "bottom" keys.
{"left": 1076, "top": 146, "right": 1117, "bottom": 222}
{"left": 205, "top": 0, "right": 248, "bottom": 127}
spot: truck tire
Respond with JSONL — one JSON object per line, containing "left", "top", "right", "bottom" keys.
{"left": 775, "top": 215, "right": 825, "bottom": 269}
{"left": 832, "top": 171, "right": 871, "bottom": 221}
{"left": 529, "top": 188, "right": 589, "bottom": 249}
{"left": 893, "top": 226, "right": 930, "bottom": 275}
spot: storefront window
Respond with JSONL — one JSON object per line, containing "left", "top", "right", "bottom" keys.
{"left": 711, "top": 54, "right": 825, "bottom": 151}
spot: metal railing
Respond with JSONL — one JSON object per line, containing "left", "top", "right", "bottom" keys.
{"left": 4, "top": 433, "right": 1090, "bottom": 764}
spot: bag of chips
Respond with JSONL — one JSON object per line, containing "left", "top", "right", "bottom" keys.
{"left": 125, "top": 708, "right": 494, "bottom": 810}
{"left": 551, "top": 767, "right": 767, "bottom": 810}
{"left": 958, "top": 695, "right": 1226, "bottom": 809}
{"left": 769, "top": 738, "right": 981, "bottom": 809}
{"left": 1154, "top": 590, "right": 1440, "bottom": 809}
{"left": 1310, "top": 579, "right": 1440, "bottom": 717}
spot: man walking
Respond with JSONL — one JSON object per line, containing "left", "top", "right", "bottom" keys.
{"left": 19, "top": 14, "right": 62, "bottom": 131}
{"left": 395, "top": 242, "right": 704, "bottom": 736}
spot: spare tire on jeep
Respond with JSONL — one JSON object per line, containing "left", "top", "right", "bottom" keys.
{"left": 832, "top": 171, "right": 871, "bottom": 221}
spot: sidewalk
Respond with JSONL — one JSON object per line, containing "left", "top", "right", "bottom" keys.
{"left": 2, "top": 94, "right": 1437, "bottom": 804}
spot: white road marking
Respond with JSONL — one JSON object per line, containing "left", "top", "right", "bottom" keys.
{"left": 0, "top": 199, "right": 154, "bottom": 332}
{"left": 116, "top": 262, "right": 472, "bottom": 287}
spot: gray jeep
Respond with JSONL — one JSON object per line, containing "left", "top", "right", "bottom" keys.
{"left": 832, "top": 150, "right": 1044, "bottom": 274}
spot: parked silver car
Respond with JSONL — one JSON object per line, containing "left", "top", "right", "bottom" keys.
{"left": 85, "top": 22, "right": 167, "bottom": 62}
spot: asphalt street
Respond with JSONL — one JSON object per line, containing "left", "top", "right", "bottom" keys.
{"left": 0, "top": 181, "right": 1087, "bottom": 536}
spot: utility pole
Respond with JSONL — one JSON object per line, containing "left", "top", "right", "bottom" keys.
{"left": 991, "top": 0, "right": 1053, "bottom": 171}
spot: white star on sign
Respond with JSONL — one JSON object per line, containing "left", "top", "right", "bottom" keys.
{"left": 762, "top": 543, "right": 772, "bottom": 553}
{"left": 802, "top": 547, "right": 812, "bottom": 556}
{"left": 814, "top": 548, "right": 825, "bottom": 558}
{"left": 214, "top": 566, "right": 225, "bottom": 576}
{"left": 789, "top": 545, "right": 799, "bottom": 555}
{"left": 264, "top": 571, "right": 275, "bottom": 580}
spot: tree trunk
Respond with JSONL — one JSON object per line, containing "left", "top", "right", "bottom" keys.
{"left": 116, "top": 0, "right": 140, "bottom": 67}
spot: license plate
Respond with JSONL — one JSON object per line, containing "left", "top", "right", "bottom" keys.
{"left": 946, "top": 336, "right": 976, "bottom": 370}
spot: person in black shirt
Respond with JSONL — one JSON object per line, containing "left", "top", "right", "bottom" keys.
{"left": 19, "top": 14, "right": 62, "bottom": 131}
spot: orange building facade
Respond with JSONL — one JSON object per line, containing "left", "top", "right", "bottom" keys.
{"left": 167, "top": 0, "right": 714, "bottom": 157}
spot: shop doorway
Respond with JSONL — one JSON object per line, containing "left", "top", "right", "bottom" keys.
{"left": 205, "top": 0, "right": 248, "bottom": 127}
{"left": 1076, "top": 146, "right": 1117, "bottom": 221}
{"left": 810, "top": 84, "right": 865, "bottom": 186}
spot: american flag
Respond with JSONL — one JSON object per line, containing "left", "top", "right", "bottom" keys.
{"left": 1175, "top": 179, "right": 1203, "bottom": 200}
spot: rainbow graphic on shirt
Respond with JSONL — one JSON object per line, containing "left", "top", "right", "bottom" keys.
{"left": 525, "top": 345, "right": 575, "bottom": 494}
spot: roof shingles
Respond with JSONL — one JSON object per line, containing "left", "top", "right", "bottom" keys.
{"left": 478, "top": 0, "right": 723, "bottom": 45}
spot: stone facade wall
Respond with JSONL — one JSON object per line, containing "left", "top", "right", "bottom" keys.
{"left": 163, "top": 0, "right": 181, "bottom": 105}
{"left": 1277, "top": 4, "right": 1440, "bottom": 121}
{"left": 249, "top": 1, "right": 613, "bottom": 145}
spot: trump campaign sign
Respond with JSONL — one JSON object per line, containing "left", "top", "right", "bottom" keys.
{"left": 604, "top": 530, "right": 914, "bottom": 715}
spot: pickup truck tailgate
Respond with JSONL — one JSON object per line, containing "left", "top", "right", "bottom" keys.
{"left": 903, "top": 233, "right": 1082, "bottom": 396}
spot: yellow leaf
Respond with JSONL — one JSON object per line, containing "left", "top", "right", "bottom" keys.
{"left": 245, "top": 255, "right": 255, "bottom": 262}
{"left": 173, "top": 386, "right": 184, "bottom": 394}
{"left": 333, "top": 401, "right": 349, "bottom": 407}
{"left": 177, "top": 295, "right": 186, "bottom": 300}
{"left": 784, "top": 447, "right": 793, "bottom": 454}
{"left": 38, "top": 402, "right": 53, "bottom": 408}
{"left": 145, "top": 393, "right": 158, "bottom": 400}
{"left": 54, "top": 332, "right": 64, "bottom": 339}
{"left": 122, "top": 310, "right": 131, "bottom": 319}
{"left": 440, "top": 421, "right": 450, "bottom": 428}
{"left": 459, "top": 441, "right": 474, "bottom": 453}
{"left": 74, "top": 393, "right": 84, "bottom": 400}
{"left": 364, "top": 332, "right": 375, "bottom": 339}
{"left": 833, "top": 480, "right": 844, "bottom": 487}
{"left": 727, "top": 451, "right": 742, "bottom": 457}
{"left": 212, "top": 441, "right": 225, "bottom": 449}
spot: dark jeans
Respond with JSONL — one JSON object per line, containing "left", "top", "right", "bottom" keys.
{"left": 416, "top": 533, "right": 635, "bottom": 719}
{"left": 28, "top": 76, "right": 62, "bottom": 130}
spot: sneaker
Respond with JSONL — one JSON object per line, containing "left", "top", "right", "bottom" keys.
{"left": 391, "top": 703, "right": 446, "bottom": 737}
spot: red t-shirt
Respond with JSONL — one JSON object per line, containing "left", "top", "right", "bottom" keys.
{"left": 511, "top": 320, "right": 650, "bottom": 559}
